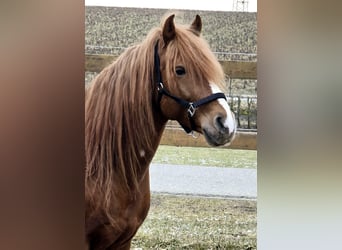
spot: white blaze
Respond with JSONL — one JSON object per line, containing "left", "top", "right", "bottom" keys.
{"left": 210, "top": 83, "right": 236, "bottom": 133}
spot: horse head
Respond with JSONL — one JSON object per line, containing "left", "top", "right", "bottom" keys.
{"left": 155, "top": 14, "right": 236, "bottom": 146}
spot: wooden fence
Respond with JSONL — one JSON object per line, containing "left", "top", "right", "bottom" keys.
{"left": 85, "top": 54, "right": 257, "bottom": 79}
{"left": 85, "top": 54, "right": 257, "bottom": 150}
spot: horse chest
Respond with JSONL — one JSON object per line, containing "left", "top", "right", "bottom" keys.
{"left": 121, "top": 188, "right": 150, "bottom": 228}
{"left": 109, "top": 192, "right": 150, "bottom": 246}
{"left": 114, "top": 172, "right": 151, "bottom": 238}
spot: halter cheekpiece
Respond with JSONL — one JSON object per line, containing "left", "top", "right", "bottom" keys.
{"left": 154, "top": 41, "right": 227, "bottom": 134}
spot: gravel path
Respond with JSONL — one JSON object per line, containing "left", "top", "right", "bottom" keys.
{"left": 150, "top": 164, "right": 257, "bottom": 199}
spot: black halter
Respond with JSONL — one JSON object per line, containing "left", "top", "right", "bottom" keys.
{"left": 154, "top": 41, "right": 227, "bottom": 134}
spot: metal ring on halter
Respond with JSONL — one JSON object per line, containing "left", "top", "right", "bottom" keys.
{"left": 157, "top": 82, "right": 164, "bottom": 91}
{"left": 187, "top": 103, "right": 196, "bottom": 117}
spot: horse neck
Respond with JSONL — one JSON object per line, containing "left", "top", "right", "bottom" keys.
{"left": 118, "top": 49, "right": 169, "bottom": 183}
{"left": 125, "top": 45, "right": 168, "bottom": 173}
{"left": 139, "top": 104, "right": 168, "bottom": 173}
{"left": 151, "top": 108, "right": 168, "bottom": 145}
{"left": 86, "top": 43, "right": 170, "bottom": 193}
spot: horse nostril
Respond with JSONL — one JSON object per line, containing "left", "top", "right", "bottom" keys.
{"left": 215, "top": 115, "right": 229, "bottom": 133}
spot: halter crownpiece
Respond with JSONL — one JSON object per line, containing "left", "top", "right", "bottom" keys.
{"left": 154, "top": 41, "right": 227, "bottom": 134}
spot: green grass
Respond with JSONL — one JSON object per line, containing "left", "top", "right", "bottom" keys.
{"left": 152, "top": 145, "right": 257, "bottom": 169}
{"left": 132, "top": 194, "right": 257, "bottom": 249}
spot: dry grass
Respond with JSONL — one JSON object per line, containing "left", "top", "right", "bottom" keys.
{"left": 85, "top": 6, "right": 257, "bottom": 58}
{"left": 132, "top": 194, "right": 256, "bottom": 249}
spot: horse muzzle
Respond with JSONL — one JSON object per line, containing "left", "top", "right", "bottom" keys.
{"left": 202, "top": 112, "right": 236, "bottom": 146}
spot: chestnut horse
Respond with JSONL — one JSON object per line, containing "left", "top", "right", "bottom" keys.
{"left": 85, "top": 14, "right": 236, "bottom": 249}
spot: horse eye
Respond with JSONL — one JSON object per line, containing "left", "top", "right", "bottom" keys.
{"left": 175, "top": 66, "right": 186, "bottom": 76}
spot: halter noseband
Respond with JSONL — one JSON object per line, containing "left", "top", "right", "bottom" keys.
{"left": 154, "top": 41, "right": 227, "bottom": 134}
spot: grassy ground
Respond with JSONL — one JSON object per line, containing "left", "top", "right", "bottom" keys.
{"left": 132, "top": 194, "right": 257, "bottom": 249}
{"left": 152, "top": 145, "right": 257, "bottom": 169}
{"left": 142, "top": 147, "right": 257, "bottom": 249}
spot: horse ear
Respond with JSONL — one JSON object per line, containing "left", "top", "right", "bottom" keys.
{"left": 190, "top": 15, "right": 202, "bottom": 36}
{"left": 163, "top": 14, "right": 176, "bottom": 45}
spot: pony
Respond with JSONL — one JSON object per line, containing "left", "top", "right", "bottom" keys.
{"left": 85, "top": 14, "right": 236, "bottom": 249}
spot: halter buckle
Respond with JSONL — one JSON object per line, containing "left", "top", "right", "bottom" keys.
{"left": 187, "top": 103, "right": 196, "bottom": 117}
{"left": 157, "top": 82, "right": 164, "bottom": 91}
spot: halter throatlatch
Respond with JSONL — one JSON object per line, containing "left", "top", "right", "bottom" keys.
{"left": 154, "top": 41, "right": 227, "bottom": 134}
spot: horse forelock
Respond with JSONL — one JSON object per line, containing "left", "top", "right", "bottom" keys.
{"left": 164, "top": 23, "right": 225, "bottom": 91}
